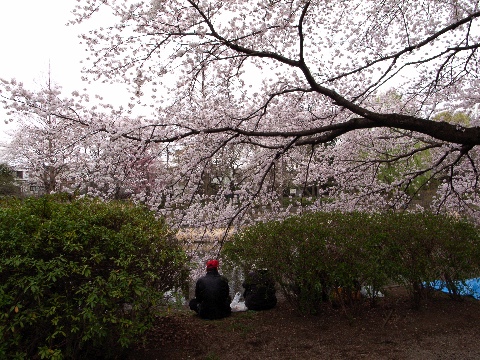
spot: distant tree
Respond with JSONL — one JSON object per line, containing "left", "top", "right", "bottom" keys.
{"left": 1, "top": 76, "right": 170, "bottom": 201}
{"left": 2, "top": 76, "right": 88, "bottom": 194}
{"left": 434, "top": 111, "right": 471, "bottom": 126}
{"left": 0, "top": 163, "right": 21, "bottom": 196}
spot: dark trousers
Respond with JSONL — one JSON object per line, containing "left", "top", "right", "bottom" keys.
{"left": 189, "top": 298, "right": 199, "bottom": 313}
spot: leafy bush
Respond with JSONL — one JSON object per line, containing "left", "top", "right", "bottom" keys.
{"left": 222, "top": 211, "right": 480, "bottom": 313}
{"left": 363, "top": 212, "right": 480, "bottom": 305}
{"left": 0, "top": 195, "right": 189, "bottom": 359}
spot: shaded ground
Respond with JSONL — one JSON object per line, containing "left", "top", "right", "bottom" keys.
{"left": 128, "top": 286, "right": 480, "bottom": 360}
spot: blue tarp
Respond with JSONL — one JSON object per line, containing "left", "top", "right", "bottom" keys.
{"left": 428, "top": 278, "right": 480, "bottom": 300}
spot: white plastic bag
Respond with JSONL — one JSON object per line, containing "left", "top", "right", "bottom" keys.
{"left": 360, "top": 285, "right": 384, "bottom": 298}
{"left": 230, "top": 292, "right": 248, "bottom": 312}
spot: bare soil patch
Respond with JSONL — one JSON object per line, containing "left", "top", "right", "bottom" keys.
{"left": 128, "top": 286, "right": 480, "bottom": 360}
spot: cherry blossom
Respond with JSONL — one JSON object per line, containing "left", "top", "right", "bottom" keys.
{"left": 1, "top": 0, "right": 479, "bottom": 244}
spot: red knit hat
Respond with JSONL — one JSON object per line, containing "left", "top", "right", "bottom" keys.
{"left": 206, "top": 259, "right": 219, "bottom": 270}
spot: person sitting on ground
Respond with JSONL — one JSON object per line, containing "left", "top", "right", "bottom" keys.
{"left": 242, "top": 268, "right": 277, "bottom": 311}
{"left": 189, "top": 259, "right": 232, "bottom": 320}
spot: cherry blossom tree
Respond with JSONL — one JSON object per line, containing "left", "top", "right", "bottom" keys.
{"left": 2, "top": 1, "right": 480, "bottom": 237}
{"left": 1, "top": 78, "right": 89, "bottom": 194}
{"left": 0, "top": 79, "right": 169, "bottom": 200}
{"left": 76, "top": 1, "right": 480, "bottom": 217}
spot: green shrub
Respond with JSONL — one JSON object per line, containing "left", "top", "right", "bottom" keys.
{"left": 370, "top": 212, "right": 480, "bottom": 305}
{"left": 223, "top": 212, "right": 384, "bottom": 313}
{"left": 222, "top": 211, "right": 480, "bottom": 313}
{"left": 0, "top": 195, "right": 189, "bottom": 359}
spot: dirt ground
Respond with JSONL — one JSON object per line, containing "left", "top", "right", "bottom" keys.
{"left": 128, "top": 286, "right": 480, "bottom": 360}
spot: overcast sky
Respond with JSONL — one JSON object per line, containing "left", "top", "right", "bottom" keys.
{"left": 1, "top": 0, "right": 82, "bottom": 83}
{"left": 0, "top": 0, "right": 136, "bottom": 141}
{"left": 0, "top": 0, "right": 78, "bottom": 138}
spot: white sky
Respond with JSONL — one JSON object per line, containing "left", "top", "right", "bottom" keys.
{"left": 0, "top": 0, "right": 133, "bottom": 141}
{"left": 0, "top": 1, "right": 81, "bottom": 85}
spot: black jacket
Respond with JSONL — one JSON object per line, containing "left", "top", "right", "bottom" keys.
{"left": 195, "top": 269, "right": 231, "bottom": 319}
{"left": 242, "top": 270, "right": 277, "bottom": 311}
